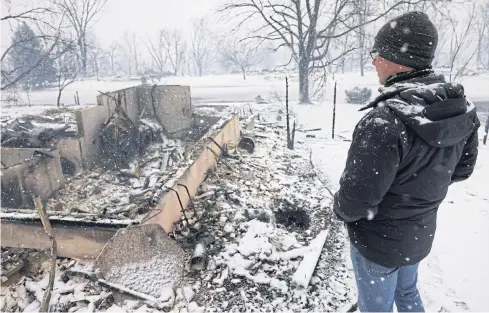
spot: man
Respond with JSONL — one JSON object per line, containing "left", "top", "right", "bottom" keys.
{"left": 334, "top": 11, "right": 479, "bottom": 312}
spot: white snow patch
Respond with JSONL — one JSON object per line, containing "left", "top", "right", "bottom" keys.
{"left": 373, "top": 117, "right": 389, "bottom": 125}
{"left": 292, "top": 230, "right": 329, "bottom": 288}
{"left": 413, "top": 116, "right": 432, "bottom": 125}
{"left": 270, "top": 278, "right": 289, "bottom": 293}
{"left": 106, "top": 304, "right": 126, "bottom": 313}
{"left": 103, "top": 257, "right": 181, "bottom": 298}
{"left": 400, "top": 43, "right": 409, "bottom": 53}
{"left": 236, "top": 220, "right": 274, "bottom": 257}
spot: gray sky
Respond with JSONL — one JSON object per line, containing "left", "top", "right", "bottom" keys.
{"left": 1, "top": 0, "right": 224, "bottom": 50}
{"left": 94, "top": 0, "right": 223, "bottom": 44}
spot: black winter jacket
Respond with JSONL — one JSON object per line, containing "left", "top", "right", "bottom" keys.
{"left": 334, "top": 70, "right": 480, "bottom": 268}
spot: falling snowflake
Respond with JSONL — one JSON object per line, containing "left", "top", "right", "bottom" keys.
{"left": 390, "top": 21, "right": 398, "bottom": 29}
{"left": 405, "top": 257, "right": 410, "bottom": 261}
{"left": 367, "top": 210, "right": 375, "bottom": 220}
{"left": 370, "top": 280, "right": 375, "bottom": 285}
{"left": 403, "top": 27, "right": 411, "bottom": 34}
{"left": 380, "top": 277, "right": 385, "bottom": 282}
{"left": 400, "top": 43, "right": 409, "bottom": 53}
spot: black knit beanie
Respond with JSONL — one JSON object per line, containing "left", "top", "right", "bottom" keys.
{"left": 373, "top": 11, "right": 438, "bottom": 69}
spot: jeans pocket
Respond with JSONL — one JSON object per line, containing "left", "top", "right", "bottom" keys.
{"left": 366, "top": 260, "right": 398, "bottom": 277}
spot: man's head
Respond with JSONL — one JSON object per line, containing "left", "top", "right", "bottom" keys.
{"left": 371, "top": 11, "right": 438, "bottom": 85}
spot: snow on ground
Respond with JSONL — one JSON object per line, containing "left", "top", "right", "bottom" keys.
{"left": 193, "top": 70, "right": 489, "bottom": 311}
{"left": 287, "top": 73, "right": 489, "bottom": 312}
{"left": 2, "top": 70, "right": 488, "bottom": 312}
{"left": 292, "top": 101, "right": 489, "bottom": 312}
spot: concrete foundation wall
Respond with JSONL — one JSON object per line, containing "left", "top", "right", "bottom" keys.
{"left": 149, "top": 86, "right": 193, "bottom": 135}
{"left": 76, "top": 104, "right": 111, "bottom": 169}
{"left": 1, "top": 148, "right": 65, "bottom": 207}
{"left": 56, "top": 138, "right": 83, "bottom": 173}
{"left": 74, "top": 85, "right": 194, "bottom": 169}
{"left": 1, "top": 221, "right": 119, "bottom": 259}
{"left": 98, "top": 87, "right": 140, "bottom": 125}
{"left": 96, "top": 85, "right": 193, "bottom": 137}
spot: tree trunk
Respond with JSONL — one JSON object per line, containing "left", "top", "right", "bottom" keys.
{"left": 57, "top": 89, "right": 63, "bottom": 107}
{"left": 79, "top": 36, "right": 87, "bottom": 75}
{"left": 242, "top": 68, "right": 246, "bottom": 80}
{"left": 298, "top": 58, "right": 310, "bottom": 104}
{"left": 477, "top": 37, "right": 483, "bottom": 69}
{"left": 360, "top": 52, "right": 365, "bottom": 77}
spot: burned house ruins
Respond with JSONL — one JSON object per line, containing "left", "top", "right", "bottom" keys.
{"left": 0, "top": 83, "right": 249, "bottom": 253}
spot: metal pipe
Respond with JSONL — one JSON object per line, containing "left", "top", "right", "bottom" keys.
{"left": 190, "top": 242, "right": 207, "bottom": 271}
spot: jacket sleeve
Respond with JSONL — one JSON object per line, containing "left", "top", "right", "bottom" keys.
{"left": 334, "top": 108, "right": 401, "bottom": 223}
{"left": 451, "top": 121, "right": 479, "bottom": 183}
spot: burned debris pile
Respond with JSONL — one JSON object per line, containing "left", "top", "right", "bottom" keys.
{"left": 1, "top": 85, "right": 217, "bottom": 213}
{"left": 1, "top": 105, "right": 354, "bottom": 312}
{"left": 1, "top": 109, "right": 78, "bottom": 149}
{"left": 41, "top": 139, "right": 185, "bottom": 219}
{"left": 165, "top": 121, "right": 353, "bottom": 312}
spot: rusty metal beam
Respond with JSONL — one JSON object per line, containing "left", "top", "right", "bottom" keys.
{"left": 1, "top": 215, "right": 128, "bottom": 260}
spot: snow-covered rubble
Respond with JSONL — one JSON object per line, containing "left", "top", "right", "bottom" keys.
{"left": 0, "top": 138, "right": 187, "bottom": 223}
{"left": 1, "top": 107, "right": 354, "bottom": 312}
{"left": 169, "top": 118, "right": 354, "bottom": 312}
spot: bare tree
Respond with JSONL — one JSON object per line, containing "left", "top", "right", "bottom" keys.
{"left": 352, "top": 0, "right": 376, "bottom": 76}
{"left": 55, "top": 0, "right": 108, "bottom": 75}
{"left": 219, "top": 39, "right": 263, "bottom": 80}
{"left": 107, "top": 42, "right": 118, "bottom": 76}
{"left": 54, "top": 43, "right": 78, "bottom": 107}
{"left": 475, "top": 0, "right": 489, "bottom": 70}
{"left": 191, "top": 18, "right": 216, "bottom": 76}
{"left": 162, "top": 29, "right": 187, "bottom": 76}
{"left": 86, "top": 33, "right": 102, "bottom": 77}
{"left": 1, "top": 3, "right": 67, "bottom": 90}
{"left": 442, "top": 2, "right": 478, "bottom": 81}
{"left": 120, "top": 31, "right": 140, "bottom": 75}
{"left": 220, "top": 0, "right": 424, "bottom": 103}
{"left": 142, "top": 31, "right": 169, "bottom": 74}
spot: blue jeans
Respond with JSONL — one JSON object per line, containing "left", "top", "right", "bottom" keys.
{"left": 350, "top": 244, "right": 425, "bottom": 312}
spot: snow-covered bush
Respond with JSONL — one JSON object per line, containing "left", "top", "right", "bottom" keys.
{"left": 345, "top": 87, "right": 372, "bottom": 104}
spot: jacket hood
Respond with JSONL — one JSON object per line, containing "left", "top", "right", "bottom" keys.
{"left": 366, "top": 73, "right": 478, "bottom": 147}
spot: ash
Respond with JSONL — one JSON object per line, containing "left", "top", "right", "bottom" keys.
{"left": 170, "top": 111, "right": 354, "bottom": 312}
{"left": 104, "top": 257, "right": 181, "bottom": 299}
